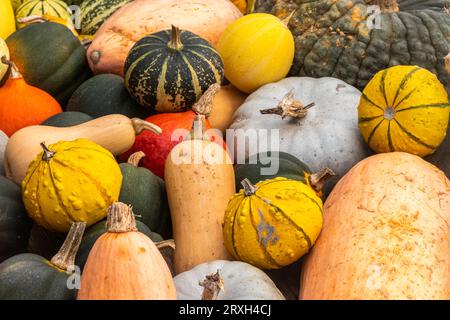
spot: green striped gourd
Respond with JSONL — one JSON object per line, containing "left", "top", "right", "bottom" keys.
{"left": 124, "top": 25, "right": 224, "bottom": 113}
{"left": 80, "top": 0, "right": 131, "bottom": 35}
{"left": 16, "top": 0, "right": 71, "bottom": 23}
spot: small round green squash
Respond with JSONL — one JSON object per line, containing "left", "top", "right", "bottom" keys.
{"left": 41, "top": 111, "right": 93, "bottom": 127}
{"left": 0, "top": 222, "right": 85, "bottom": 300}
{"left": 75, "top": 218, "right": 163, "bottom": 271}
{"left": 119, "top": 151, "right": 171, "bottom": 237}
{"left": 234, "top": 151, "right": 334, "bottom": 197}
{"left": 66, "top": 74, "right": 152, "bottom": 118}
{"left": 0, "top": 176, "right": 32, "bottom": 263}
{"left": 124, "top": 25, "right": 224, "bottom": 112}
{"left": 6, "top": 22, "right": 92, "bottom": 106}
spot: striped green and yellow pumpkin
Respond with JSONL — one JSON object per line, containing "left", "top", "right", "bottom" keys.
{"left": 11, "top": 0, "right": 27, "bottom": 12}
{"left": 358, "top": 65, "right": 450, "bottom": 157}
{"left": 223, "top": 177, "right": 323, "bottom": 269}
{"left": 124, "top": 25, "right": 224, "bottom": 113}
{"left": 80, "top": 0, "right": 131, "bottom": 36}
{"left": 16, "top": 0, "right": 71, "bottom": 24}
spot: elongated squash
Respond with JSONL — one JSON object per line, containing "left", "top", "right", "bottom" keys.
{"left": 300, "top": 152, "right": 450, "bottom": 300}
{"left": 165, "top": 115, "right": 235, "bottom": 274}
{"left": 4, "top": 114, "right": 161, "bottom": 185}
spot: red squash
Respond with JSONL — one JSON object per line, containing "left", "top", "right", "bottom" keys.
{"left": 121, "top": 84, "right": 226, "bottom": 179}
{"left": 0, "top": 58, "right": 62, "bottom": 136}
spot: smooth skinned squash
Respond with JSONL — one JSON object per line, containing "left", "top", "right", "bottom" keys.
{"left": 165, "top": 115, "right": 235, "bottom": 274}
{"left": 4, "top": 114, "right": 161, "bottom": 185}
{"left": 300, "top": 152, "right": 450, "bottom": 300}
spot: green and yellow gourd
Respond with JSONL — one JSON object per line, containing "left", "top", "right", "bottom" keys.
{"left": 358, "top": 66, "right": 449, "bottom": 157}
{"left": 223, "top": 177, "right": 323, "bottom": 269}
{"left": 15, "top": 0, "right": 71, "bottom": 23}
{"left": 22, "top": 139, "right": 122, "bottom": 232}
{"left": 124, "top": 25, "right": 224, "bottom": 113}
{"left": 80, "top": 0, "right": 132, "bottom": 35}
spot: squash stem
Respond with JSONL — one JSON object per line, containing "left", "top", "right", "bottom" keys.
{"left": 106, "top": 202, "right": 138, "bottom": 233}
{"left": 40, "top": 142, "right": 56, "bottom": 161}
{"left": 127, "top": 151, "right": 146, "bottom": 167}
{"left": 131, "top": 118, "right": 162, "bottom": 135}
{"left": 168, "top": 25, "right": 184, "bottom": 51}
{"left": 199, "top": 270, "right": 225, "bottom": 300}
{"left": 1, "top": 56, "right": 22, "bottom": 80}
{"left": 281, "top": 10, "right": 296, "bottom": 27}
{"left": 192, "top": 83, "right": 221, "bottom": 117}
{"left": 156, "top": 239, "right": 176, "bottom": 251}
{"left": 241, "top": 178, "right": 258, "bottom": 196}
{"left": 50, "top": 222, "right": 86, "bottom": 271}
{"left": 309, "top": 168, "right": 335, "bottom": 194}
{"left": 260, "top": 90, "right": 314, "bottom": 119}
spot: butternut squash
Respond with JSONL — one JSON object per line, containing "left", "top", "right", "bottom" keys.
{"left": 4, "top": 114, "right": 161, "bottom": 185}
{"left": 300, "top": 152, "right": 450, "bottom": 300}
{"left": 165, "top": 115, "right": 235, "bottom": 274}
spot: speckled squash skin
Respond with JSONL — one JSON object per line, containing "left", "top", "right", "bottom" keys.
{"left": 22, "top": 139, "right": 122, "bottom": 232}
{"left": 217, "top": 13, "right": 295, "bottom": 93}
{"left": 6, "top": 22, "right": 92, "bottom": 105}
{"left": 300, "top": 152, "right": 450, "bottom": 299}
{"left": 81, "top": 0, "right": 131, "bottom": 35}
{"left": 255, "top": 0, "right": 450, "bottom": 93}
{"left": 223, "top": 177, "right": 323, "bottom": 269}
{"left": 124, "top": 27, "right": 224, "bottom": 112}
{"left": 0, "top": 176, "right": 32, "bottom": 263}
{"left": 358, "top": 66, "right": 449, "bottom": 157}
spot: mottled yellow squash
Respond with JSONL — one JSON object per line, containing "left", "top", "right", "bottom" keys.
{"left": 217, "top": 13, "right": 295, "bottom": 93}
{"left": 0, "top": 0, "right": 16, "bottom": 39}
{"left": 22, "top": 139, "right": 122, "bottom": 232}
{"left": 358, "top": 66, "right": 449, "bottom": 157}
{"left": 223, "top": 177, "right": 323, "bottom": 269}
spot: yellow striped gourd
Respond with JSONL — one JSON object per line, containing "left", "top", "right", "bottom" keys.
{"left": 358, "top": 66, "right": 450, "bottom": 157}
{"left": 16, "top": 0, "right": 71, "bottom": 24}
{"left": 80, "top": 0, "right": 131, "bottom": 35}
{"left": 22, "top": 139, "right": 122, "bottom": 232}
{"left": 223, "top": 177, "right": 323, "bottom": 269}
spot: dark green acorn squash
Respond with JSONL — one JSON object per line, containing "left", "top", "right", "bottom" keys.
{"left": 0, "top": 222, "right": 85, "bottom": 300}
{"left": 234, "top": 151, "right": 334, "bottom": 197}
{"left": 0, "top": 176, "right": 32, "bottom": 263}
{"left": 27, "top": 224, "right": 66, "bottom": 260}
{"left": 119, "top": 152, "right": 172, "bottom": 237}
{"left": 6, "top": 22, "right": 92, "bottom": 106}
{"left": 124, "top": 25, "right": 224, "bottom": 112}
{"left": 255, "top": 0, "right": 450, "bottom": 92}
{"left": 75, "top": 218, "right": 163, "bottom": 271}
{"left": 66, "top": 74, "right": 152, "bottom": 118}
{"left": 41, "top": 111, "right": 93, "bottom": 127}
{"left": 80, "top": 0, "right": 132, "bottom": 35}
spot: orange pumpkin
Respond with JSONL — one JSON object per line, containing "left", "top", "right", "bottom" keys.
{"left": 77, "top": 202, "right": 176, "bottom": 300}
{"left": 0, "top": 59, "right": 62, "bottom": 136}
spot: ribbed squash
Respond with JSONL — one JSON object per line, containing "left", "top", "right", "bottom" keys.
{"left": 11, "top": 0, "right": 25, "bottom": 11}
{"left": 217, "top": 13, "right": 294, "bottom": 93}
{"left": 358, "top": 66, "right": 450, "bottom": 157}
{"left": 223, "top": 177, "right": 323, "bottom": 269}
{"left": 17, "top": 14, "right": 79, "bottom": 39}
{"left": 22, "top": 139, "right": 122, "bottom": 232}
{"left": 124, "top": 25, "right": 224, "bottom": 112}
{"left": 0, "top": 0, "right": 16, "bottom": 39}
{"left": 16, "top": 0, "right": 71, "bottom": 24}
{"left": 0, "top": 38, "right": 10, "bottom": 84}
{"left": 80, "top": 0, "right": 131, "bottom": 35}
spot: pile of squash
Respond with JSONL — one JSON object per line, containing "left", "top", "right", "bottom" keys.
{"left": 0, "top": 0, "right": 449, "bottom": 300}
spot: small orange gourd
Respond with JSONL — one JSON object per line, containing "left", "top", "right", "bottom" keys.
{"left": 0, "top": 58, "right": 62, "bottom": 136}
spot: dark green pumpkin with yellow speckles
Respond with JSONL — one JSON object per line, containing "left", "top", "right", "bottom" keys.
{"left": 124, "top": 25, "right": 224, "bottom": 113}
{"left": 0, "top": 222, "right": 85, "bottom": 300}
{"left": 254, "top": 0, "right": 450, "bottom": 93}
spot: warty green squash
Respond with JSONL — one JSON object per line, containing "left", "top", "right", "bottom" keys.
{"left": 255, "top": 0, "right": 450, "bottom": 93}
{"left": 124, "top": 25, "right": 224, "bottom": 112}
{"left": 0, "top": 222, "right": 85, "bottom": 300}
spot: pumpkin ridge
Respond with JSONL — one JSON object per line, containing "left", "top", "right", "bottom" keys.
{"left": 393, "top": 87, "right": 416, "bottom": 109}
{"left": 253, "top": 193, "right": 313, "bottom": 249}
{"left": 22, "top": 161, "right": 41, "bottom": 194}
{"left": 391, "top": 66, "right": 421, "bottom": 107}
{"left": 47, "top": 161, "right": 77, "bottom": 225}
{"left": 25, "top": 1, "right": 40, "bottom": 16}
{"left": 387, "top": 121, "right": 394, "bottom": 152}
{"left": 155, "top": 56, "right": 170, "bottom": 108}
{"left": 367, "top": 118, "right": 385, "bottom": 146}
{"left": 361, "top": 93, "right": 384, "bottom": 111}
{"left": 185, "top": 50, "right": 222, "bottom": 84}
{"left": 396, "top": 103, "right": 450, "bottom": 112}
{"left": 125, "top": 48, "right": 164, "bottom": 85}
{"left": 179, "top": 53, "right": 202, "bottom": 101}
{"left": 380, "top": 69, "right": 390, "bottom": 107}
{"left": 415, "top": 11, "right": 442, "bottom": 79}
{"left": 48, "top": 1, "right": 67, "bottom": 17}
{"left": 248, "top": 198, "right": 283, "bottom": 269}
{"left": 358, "top": 115, "right": 383, "bottom": 123}
{"left": 393, "top": 118, "right": 437, "bottom": 150}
